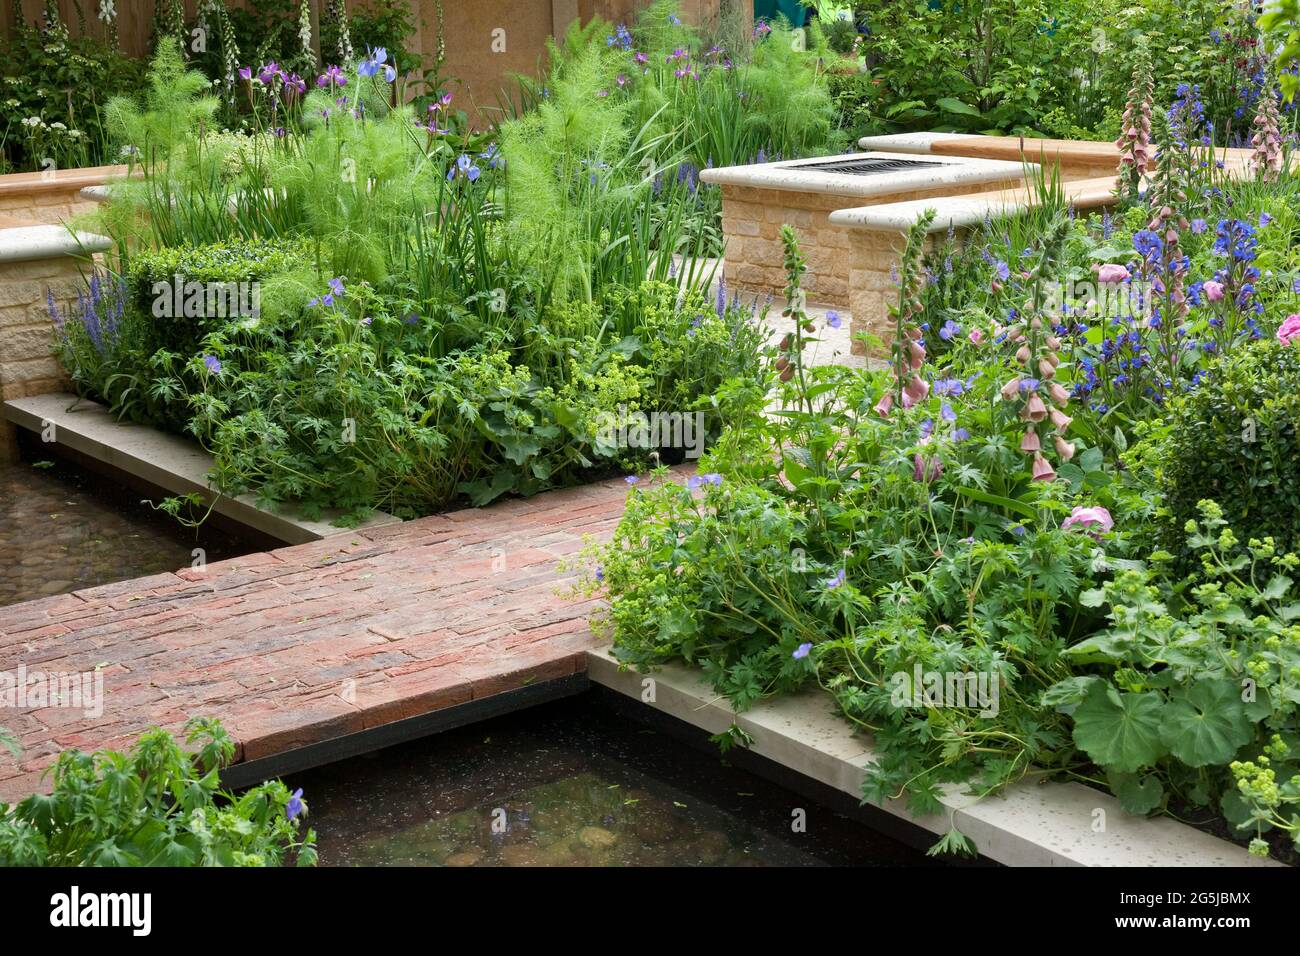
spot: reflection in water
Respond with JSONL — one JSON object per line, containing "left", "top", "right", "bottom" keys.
{"left": 296, "top": 696, "right": 936, "bottom": 867}
{"left": 0, "top": 458, "right": 246, "bottom": 607}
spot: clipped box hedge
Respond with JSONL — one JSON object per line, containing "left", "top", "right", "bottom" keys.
{"left": 126, "top": 238, "right": 311, "bottom": 356}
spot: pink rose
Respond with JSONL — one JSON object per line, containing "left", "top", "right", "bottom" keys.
{"left": 968, "top": 328, "right": 984, "bottom": 345}
{"left": 1203, "top": 280, "right": 1225, "bottom": 303}
{"left": 1096, "top": 264, "right": 1130, "bottom": 284}
{"left": 1062, "top": 506, "right": 1114, "bottom": 534}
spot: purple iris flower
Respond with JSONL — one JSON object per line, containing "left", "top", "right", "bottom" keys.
{"left": 447, "top": 154, "right": 480, "bottom": 182}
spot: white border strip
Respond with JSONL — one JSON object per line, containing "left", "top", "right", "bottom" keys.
{"left": 586, "top": 647, "right": 1279, "bottom": 867}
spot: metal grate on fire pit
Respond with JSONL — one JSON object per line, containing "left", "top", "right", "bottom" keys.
{"left": 781, "top": 157, "right": 947, "bottom": 176}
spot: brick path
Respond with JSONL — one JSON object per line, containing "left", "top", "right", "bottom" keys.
{"left": 0, "top": 473, "right": 645, "bottom": 803}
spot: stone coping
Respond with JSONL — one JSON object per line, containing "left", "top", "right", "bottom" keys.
{"left": 585, "top": 647, "right": 1281, "bottom": 867}
{"left": 854, "top": 132, "right": 982, "bottom": 154}
{"left": 3, "top": 393, "right": 400, "bottom": 544}
{"left": 699, "top": 151, "right": 1030, "bottom": 200}
{"left": 0, "top": 164, "right": 130, "bottom": 198}
{"left": 78, "top": 185, "right": 112, "bottom": 205}
{"left": 860, "top": 133, "right": 1255, "bottom": 170}
{"left": 829, "top": 176, "right": 1119, "bottom": 234}
{"left": 0, "top": 223, "right": 112, "bottom": 264}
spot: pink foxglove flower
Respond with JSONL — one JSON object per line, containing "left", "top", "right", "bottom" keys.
{"left": 1062, "top": 506, "right": 1114, "bottom": 534}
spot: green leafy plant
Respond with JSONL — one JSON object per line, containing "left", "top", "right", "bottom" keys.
{"left": 0, "top": 718, "right": 316, "bottom": 867}
{"left": 1151, "top": 340, "right": 1300, "bottom": 561}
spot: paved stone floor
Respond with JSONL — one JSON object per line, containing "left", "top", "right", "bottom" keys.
{"left": 0, "top": 472, "right": 648, "bottom": 803}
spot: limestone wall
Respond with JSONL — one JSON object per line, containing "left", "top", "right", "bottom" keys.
{"left": 0, "top": 166, "right": 125, "bottom": 228}
{"left": 720, "top": 178, "right": 1018, "bottom": 308}
{"left": 0, "top": 226, "right": 111, "bottom": 463}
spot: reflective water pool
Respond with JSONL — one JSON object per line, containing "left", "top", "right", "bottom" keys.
{"left": 0, "top": 456, "right": 247, "bottom": 607}
{"left": 295, "top": 695, "right": 937, "bottom": 867}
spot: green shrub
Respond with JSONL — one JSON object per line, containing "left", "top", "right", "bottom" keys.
{"left": 0, "top": 718, "right": 315, "bottom": 867}
{"left": 1156, "top": 340, "right": 1300, "bottom": 559}
{"left": 126, "top": 238, "right": 312, "bottom": 356}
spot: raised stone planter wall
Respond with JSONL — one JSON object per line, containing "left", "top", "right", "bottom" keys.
{"left": 703, "top": 152, "right": 1030, "bottom": 309}
{"left": 0, "top": 165, "right": 127, "bottom": 227}
{"left": 720, "top": 177, "right": 1010, "bottom": 307}
{"left": 0, "top": 222, "right": 111, "bottom": 463}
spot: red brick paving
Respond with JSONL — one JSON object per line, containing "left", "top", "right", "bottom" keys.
{"left": 0, "top": 472, "right": 650, "bottom": 802}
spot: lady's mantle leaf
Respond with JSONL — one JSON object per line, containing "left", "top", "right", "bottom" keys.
{"left": 1071, "top": 683, "right": 1166, "bottom": 772}
{"left": 1106, "top": 769, "right": 1164, "bottom": 815}
{"left": 1159, "top": 679, "right": 1254, "bottom": 767}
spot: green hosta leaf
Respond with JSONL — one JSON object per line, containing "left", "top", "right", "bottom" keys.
{"left": 1159, "top": 679, "right": 1254, "bottom": 767}
{"left": 1107, "top": 770, "right": 1164, "bottom": 815}
{"left": 1071, "top": 683, "right": 1166, "bottom": 773}
{"left": 935, "top": 96, "right": 981, "bottom": 117}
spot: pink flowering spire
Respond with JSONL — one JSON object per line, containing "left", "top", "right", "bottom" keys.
{"left": 1000, "top": 220, "right": 1072, "bottom": 481}
{"left": 1115, "top": 45, "right": 1154, "bottom": 203}
{"left": 876, "top": 210, "right": 937, "bottom": 417}
{"left": 1251, "top": 78, "right": 1283, "bottom": 184}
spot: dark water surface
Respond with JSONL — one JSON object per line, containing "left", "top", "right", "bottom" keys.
{"left": 295, "top": 695, "right": 937, "bottom": 867}
{"left": 0, "top": 456, "right": 248, "bottom": 607}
